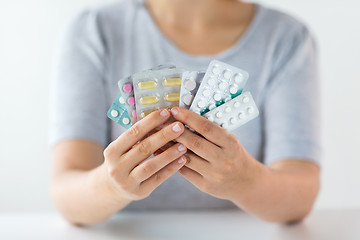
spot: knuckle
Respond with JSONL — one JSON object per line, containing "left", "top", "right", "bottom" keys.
{"left": 200, "top": 121, "right": 213, "bottom": 135}
{"left": 107, "top": 165, "right": 126, "bottom": 185}
{"left": 159, "top": 128, "right": 169, "bottom": 142}
{"left": 190, "top": 137, "right": 202, "bottom": 150}
{"left": 129, "top": 124, "right": 141, "bottom": 137}
{"left": 154, "top": 173, "right": 163, "bottom": 182}
{"left": 213, "top": 173, "right": 225, "bottom": 185}
{"left": 108, "top": 166, "right": 117, "bottom": 179}
{"left": 138, "top": 140, "right": 152, "bottom": 156}
{"left": 179, "top": 108, "right": 187, "bottom": 117}
{"left": 141, "top": 162, "right": 155, "bottom": 176}
{"left": 159, "top": 149, "right": 172, "bottom": 161}
{"left": 228, "top": 134, "right": 239, "bottom": 146}
{"left": 103, "top": 144, "right": 115, "bottom": 159}
{"left": 153, "top": 163, "right": 177, "bottom": 183}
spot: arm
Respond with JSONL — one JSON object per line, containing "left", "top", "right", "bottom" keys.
{"left": 51, "top": 140, "right": 129, "bottom": 225}
{"left": 171, "top": 107, "right": 320, "bottom": 223}
{"left": 243, "top": 158, "right": 320, "bottom": 223}
{"left": 51, "top": 109, "right": 187, "bottom": 225}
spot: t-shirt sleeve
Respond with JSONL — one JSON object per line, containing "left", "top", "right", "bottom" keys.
{"left": 49, "top": 10, "right": 109, "bottom": 147}
{"left": 263, "top": 26, "right": 322, "bottom": 166}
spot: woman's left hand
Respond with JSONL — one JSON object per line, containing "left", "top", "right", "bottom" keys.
{"left": 170, "top": 107, "right": 266, "bottom": 201}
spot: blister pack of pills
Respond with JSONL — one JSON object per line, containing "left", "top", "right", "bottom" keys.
{"left": 189, "top": 60, "right": 249, "bottom": 115}
{"left": 117, "top": 65, "right": 177, "bottom": 124}
{"left": 118, "top": 76, "right": 137, "bottom": 124}
{"left": 109, "top": 60, "right": 258, "bottom": 133}
{"left": 179, "top": 71, "right": 205, "bottom": 109}
{"left": 203, "top": 92, "right": 259, "bottom": 131}
{"left": 132, "top": 68, "right": 184, "bottom": 120}
{"left": 107, "top": 92, "right": 132, "bottom": 129}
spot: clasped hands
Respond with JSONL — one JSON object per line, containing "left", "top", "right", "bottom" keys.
{"left": 104, "top": 107, "right": 263, "bottom": 203}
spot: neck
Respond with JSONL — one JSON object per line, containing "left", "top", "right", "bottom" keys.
{"left": 145, "top": 0, "right": 251, "bottom": 30}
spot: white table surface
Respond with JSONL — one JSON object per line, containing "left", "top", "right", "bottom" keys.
{"left": 0, "top": 209, "right": 359, "bottom": 240}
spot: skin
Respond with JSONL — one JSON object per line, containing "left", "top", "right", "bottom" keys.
{"left": 146, "top": 0, "right": 256, "bottom": 55}
{"left": 51, "top": 0, "right": 320, "bottom": 225}
{"left": 170, "top": 107, "right": 320, "bottom": 223}
{"left": 51, "top": 109, "right": 188, "bottom": 224}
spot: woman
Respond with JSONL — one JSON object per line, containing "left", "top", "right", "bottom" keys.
{"left": 50, "top": 0, "right": 321, "bottom": 225}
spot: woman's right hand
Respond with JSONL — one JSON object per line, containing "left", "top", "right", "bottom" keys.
{"left": 103, "top": 109, "right": 187, "bottom": 202}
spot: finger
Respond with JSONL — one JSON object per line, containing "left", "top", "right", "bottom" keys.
{"left": 176, "top": 128, "right": 222, "bottom": 162}
{"left": 123, "top": 121, "right": 185, "bottom": 170}
{"left": 130, "top": 143, "right": 187, "bottom": 183}
{"left": 154, "top": 117, "right": 176, "bottom": 131}
{"left": 171, "top": 107, "right": 231, "bottom": 148}
{"left": 154, "top": 141, "right": 176, "bottom": 156}
{"left": 159, "top": 141, "right": 176, "bottom": 152}
{"left": 178, "top": 166, "right": 204, "bottom": 188}
{"left": 145, "top": 118, "right": 176, "bottom": 141}
{"left": 105, "top": 109, "right": 171, "bottom": 158}
{"left": 140, "top": 156, "right": 187, "bottom": 193}
{"left": 183, "top": 151, "right": 211, "bottom": 176}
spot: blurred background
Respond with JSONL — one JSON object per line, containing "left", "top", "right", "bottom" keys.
{"left": 0, "top": 0, "right": 359, "bottom": 212}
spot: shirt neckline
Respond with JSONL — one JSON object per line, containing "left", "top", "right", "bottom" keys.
{"left": 140, "top": 1, "right": 264, "bottom": 66}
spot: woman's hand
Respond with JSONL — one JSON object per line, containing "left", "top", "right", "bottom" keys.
{"left": 168, "top": 107, "right": 319, "bottom": 223}
{"left": 170, "top": 107, "right": 265, "bottom": 201}
{"left": 103, "top": 109, "right": 187, "bottom": 202}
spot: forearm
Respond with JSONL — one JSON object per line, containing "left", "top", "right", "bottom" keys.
{"left": 231, "top": 156, "right": 320, "bottom": 223}
{"left": 50, "top": 164, "right": 131, "bottom": 225}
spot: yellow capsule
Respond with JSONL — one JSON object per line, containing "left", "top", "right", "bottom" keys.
{"left": 140, "top": 96, "right": 159, "bottom": 105}
{"left": 138, "top": 81, "right": 157, "bottom": 90}
{"left": 165, "top": 93, "right": 180, "bottom": 102}
{"left": 164, "top": 78, "right": 181, "bottom": 87}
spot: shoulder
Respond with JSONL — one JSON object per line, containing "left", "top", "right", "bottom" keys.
{"left": 255, "top": 5, "right": 317, "bottom": 63}
{"left": 61, "top": 0, "right": 139, "bottom": 49}
{"left": 256, "top": 4, "right": 316, "bottom": 49}
{"left": 65, "top": 0, "right": 137, "bottom": 34}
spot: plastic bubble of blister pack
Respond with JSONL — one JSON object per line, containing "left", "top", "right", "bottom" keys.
{"left": 107, "top": 92, "right": 132, "bottom": 129}
{"left": 203, "top": 91, "right": 259, "bottom": 131}
{"left": 189, "top": 60, "right": 249, "bottom": 115}
{"left": 117, "top": 65, "right": 177, "bottom": 124}
{"left": 118, "top": 76, "right": 137, "bottom": 124}
{"left": 132, "top": 68, "right": 184, "bottom": 120}
{"left": 179, "top": 71, "right": 205, "bottom": 109}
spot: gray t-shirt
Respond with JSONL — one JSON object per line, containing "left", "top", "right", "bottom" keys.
{"left": 50, "top": 0, "right": 321, "bottom": 210}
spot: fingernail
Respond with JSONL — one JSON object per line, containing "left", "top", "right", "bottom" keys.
{"left": 178, "top": 144, "right": 186, "bottom": 152}
{"left": 171, "top": 108, "right": 179, "bottom": 116}
{"left": 160, "top": 109, "right": 169, "bottom": 117}
{"left": 177, "top": 157, "right": 185, "bottom": 164}
{"left": 172, "top": 123, "right": 181, "bottom": 132}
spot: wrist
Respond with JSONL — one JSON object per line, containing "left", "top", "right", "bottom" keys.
{"left": 95, "top": 163, "right": 133, "bottom": 207}
{"left": 230, "top": 153, "right": 270, "bottom": 207}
